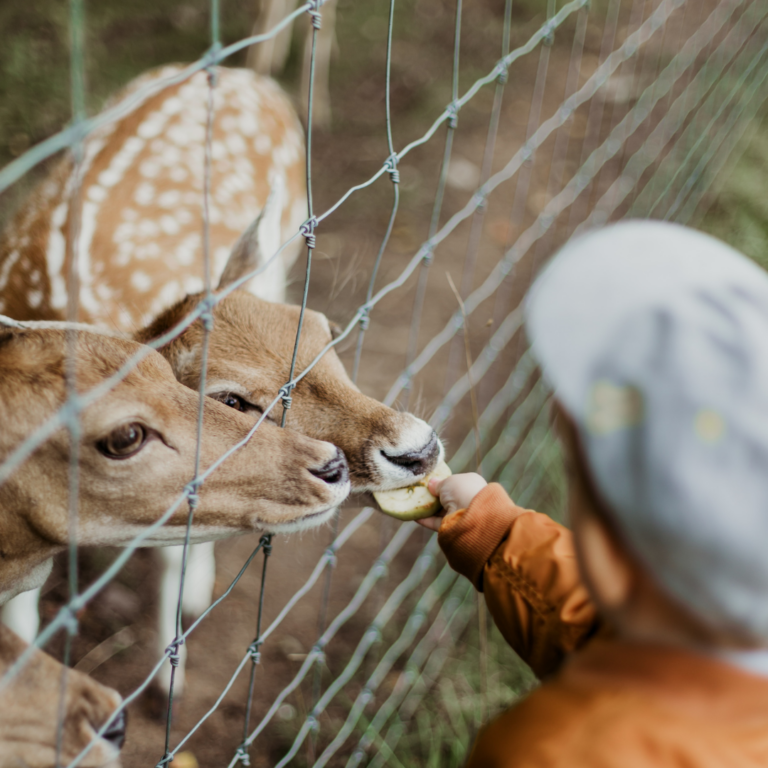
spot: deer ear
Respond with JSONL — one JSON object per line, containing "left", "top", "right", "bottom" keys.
{"left": 217, "top": 188, "right": 279, "bottom": 291}
{"left": 0, "top": 315, "right": 26, "bottom": 329}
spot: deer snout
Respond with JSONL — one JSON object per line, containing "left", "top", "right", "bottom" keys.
{"left": 382, "top": 431, "right": 440, "bottom": 476}
{"left": 101, "top": 709, "right": 127, "bottom": 750}
{"left": 310, "top": 447, "right": 349, "bottom": 486}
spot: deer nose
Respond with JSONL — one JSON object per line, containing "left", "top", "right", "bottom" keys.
{"left": 382, "top": 431, "right": 440, "bottom": 476}
{"left": 101, "top": 709, "right": 127, "bottom": 750}
{"left": 310, "top": 448, "right": 349, "bottom": 486}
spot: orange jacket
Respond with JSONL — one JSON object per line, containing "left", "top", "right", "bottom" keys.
{"left": 438, "top": 483, "right": 768, "bottom": 767}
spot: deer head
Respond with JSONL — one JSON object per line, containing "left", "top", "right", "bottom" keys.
{"left": 137, "top": 237, "right": 443, "bottom": 493}
{"left": 0, "top": 624, "right": 125, "bottom": 768}
{"left": 0, "top": 325, "right": 350, "bottom": 605}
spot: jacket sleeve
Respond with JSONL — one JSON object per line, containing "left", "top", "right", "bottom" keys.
{"left": 437, "top": 483, "right": 600, "bottom": 678}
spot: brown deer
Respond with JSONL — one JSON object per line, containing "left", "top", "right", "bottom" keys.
{"left": 0, "top": 64, "right": 441, "bottom": 695}
{"left": 0, "top": 323, "right": 350, "bottom": 763}
{"left": 1, "top": 623, "right": 126, "bottom": 768}
{"left": 0, "top": 323, "right": 349, "bottom": 606}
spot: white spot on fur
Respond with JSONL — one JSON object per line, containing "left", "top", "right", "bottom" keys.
{"left": 160, "top": 215, "right": 180, "bottom": 235}
{"left": 135, "top": 182, "right": 155, "bottom": 206}
{"left": 47, "top": 202, "right": 69, "bottom": 310}
{"left": 131, "top": 271, "right": 153, "bottom": 292}
{"left": 87, "top": 184, "right": 108, "bottom": 203}
{"left": 0, "top": 250, "right": 20, "bottom": 291}
{"left": 140, "top": 159, "right": 161, "bottom": 178}
{"left": 137, "top": 110, "right": 169, "bottom": 140}
{"left": 175, "top": 233, "right": 199, "bottom": 266}
{"left": 158, "top": 190, "right": 181, "bottom": 208}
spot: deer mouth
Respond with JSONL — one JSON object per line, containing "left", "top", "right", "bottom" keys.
{"left": 363, "top": 423, "right": 444, "bottom": 492}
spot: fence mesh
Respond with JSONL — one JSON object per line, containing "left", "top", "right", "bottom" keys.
{"left": 0, "top": 0, "right": 766, "bottom": 765}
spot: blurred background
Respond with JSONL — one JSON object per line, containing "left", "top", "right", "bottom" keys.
{"left": 1, "top": 0, "right": 766, "bottom": 765}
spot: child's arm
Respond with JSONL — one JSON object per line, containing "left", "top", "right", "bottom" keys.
{"left": 422, "top": 475, "right": 601, "bottom": 678}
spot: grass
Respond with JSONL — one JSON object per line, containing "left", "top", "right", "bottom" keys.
{"left": 697, "top": 112, "right": 768, "bottom": 270}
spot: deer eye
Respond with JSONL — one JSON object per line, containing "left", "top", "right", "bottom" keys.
{"left": 210, "top": 392, "right": 247, "bottom": 411}
{"left": 98, "top": 423, "right": 147, "bottom": 459}
{"left": 209, "top": 391, "right": 264, "bottom": 415}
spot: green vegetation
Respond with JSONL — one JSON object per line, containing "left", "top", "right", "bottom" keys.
{"left": 698, "top": 114, "right": 768, "bottom": 270}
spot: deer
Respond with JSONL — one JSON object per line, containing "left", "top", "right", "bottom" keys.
{"left": 1, "top": 622, "right": 126, "bottom": 768}
{"left": 0, "top": 64, "right": 442, "bottom": 697}
{"left": 249, "top": 0, "right": 338, "bottom": 128}
{"left": 0, "top": 323, "right": 349, "bottom": 763}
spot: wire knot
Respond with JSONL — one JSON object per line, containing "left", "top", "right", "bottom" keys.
{"left": 63, "top": 606, "right": 79, "bottom": 636}
{"left": 247, "top": 639, "right": 263, "bottom": 663}
{"left": 496, "top": 62, "right": 509, "bottom": 84}
{"left": 307, "top": 714, "right": 320, "bottom": 732}
{"left": 300, "top": 217, "right": 318, "bottom": 249}
{"left": 359, "top": 308, "right": 370, "bottom": 331}
{"left": 166, "top": 638, "right": 185, "bottom": 666}
{"left": 325, "top": 546, "right": 338, "bottom": 567}
{"left": 542, "top": 20, "right": 555, "bottom": 46}
{"left": 185, "top": 481, "right": 201, "bottom": 509}
{"left": 384, "top": 155, "right": 400, "bottom": 184}
{"left": 260, "top": 533, "right": 274, "bottom": 555}
{"left": 197, "top": 294, "right": 216, "bottom": 332}
{"left": 203, "top": 42, "right": 223, "bottom": 75}
{"left": 447, "top": 103, "right": 459, "bottom": 130}
{"left": 313, "top": 644, "right": 326, "bottom": 665}
{"left": 279, "top": 383, "right": 295, "bottom": 410}
{"left": 422, "top": 243, "right": 434, "bottom": 265}
{"left": 235, "top": 746, "right": 251, "bottom": 766}
{"left": 308, "top": 1, "right": 322, "bottom": 30}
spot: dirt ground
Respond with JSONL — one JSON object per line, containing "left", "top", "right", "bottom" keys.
{"left": 1, "top": 0, "right": 752, "bottom": 764}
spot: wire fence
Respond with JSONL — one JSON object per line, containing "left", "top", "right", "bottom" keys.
{"left": 0, "top": 0, "right": 766, "bottom": 764}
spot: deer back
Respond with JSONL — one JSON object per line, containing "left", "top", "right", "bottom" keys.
{"left": 0, "top": 65, "right": 306, "bottom": 333}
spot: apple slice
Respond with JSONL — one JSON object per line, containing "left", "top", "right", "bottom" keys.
{"left": 373, "top": 461, "right": 453, "bottom": 521}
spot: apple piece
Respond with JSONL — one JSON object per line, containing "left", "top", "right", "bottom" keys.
{"left": 373, "top": 461, "right": 452, "bottom": 521}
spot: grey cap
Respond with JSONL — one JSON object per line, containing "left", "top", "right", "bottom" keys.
{"left": 525, "top": 220, "right": 768, "bottom": 639}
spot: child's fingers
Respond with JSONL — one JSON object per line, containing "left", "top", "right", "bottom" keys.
{"left": 427, "top": 477, "right": 445, "bottom": 496}
{"left": 430, "top": 473, "right": 488, "bottom": 516}
{"left": 416, "top": 515, "right": 443, "bottom": 531}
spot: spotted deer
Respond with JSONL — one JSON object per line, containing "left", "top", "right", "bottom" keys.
{"left": 0, "top": 64, "right": 442, "bottom": 697}
{"left": 249, "top": 0, "right": 338, "bottom": 128}
{"left": 0, "top": 323, "right": 350, "bottom": 763}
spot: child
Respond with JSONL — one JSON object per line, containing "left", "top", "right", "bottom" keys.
{"left": 419, "top": 221, "right": 768, "bottom": 767}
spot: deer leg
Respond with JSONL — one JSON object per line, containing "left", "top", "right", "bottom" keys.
{"left": 1, "top": 587, "right": 41, "bottom": 643}
{"left": 180, "top": 541, "right": 217, "bottom": 618}
{"left": 248, "top": 0, "right": 299, "bottom": 75}
{"left": 156, "top": 545, "right": 188, "bottom": 697}
{"left": 300, "top": 0, "right": 336, "bottom": 129}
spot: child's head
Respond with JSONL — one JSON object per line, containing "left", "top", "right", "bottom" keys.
{"left": 527, "top": 221, "right": 768, "bottom": 648}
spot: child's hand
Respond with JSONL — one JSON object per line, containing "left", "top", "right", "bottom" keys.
{"left": 417, "top": 473, "right": 487, "bottom": 531}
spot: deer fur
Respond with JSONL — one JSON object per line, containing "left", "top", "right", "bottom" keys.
{"left": 0, "top": 65, "right": 306, "bottom": 329}
{"left": 0, "top": 63, "right": 440, "bottom": 697}
{"left": 0, "top": 623, "right": 125, "bottom": 768}
{"left": 0, "top": 325, "right": 349, "bottom": 606}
